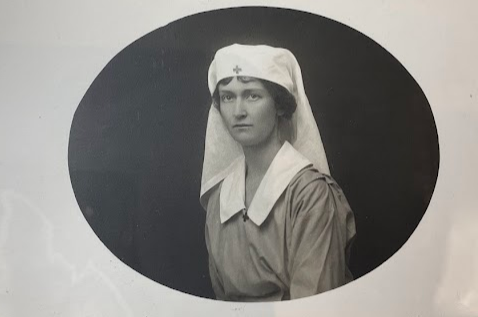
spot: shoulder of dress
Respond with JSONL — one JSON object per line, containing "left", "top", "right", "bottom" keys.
{"left": 286, "top": 166, "right": 345, "bottom": 199}
{"left": 287, "top": 167, "right": 356, "bottom": 241}
{"left": 289, "top": 165, "right": 326, "bottom": 187}
{"left": 291, "top": 165, "right": 342, "bottom": 185}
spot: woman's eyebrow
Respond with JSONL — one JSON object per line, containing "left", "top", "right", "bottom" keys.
{"left": 218, "top": 88, "right": 235, "bottom": 93}
{"left": 241, "top": 88, "right": 266, "bottom": 93}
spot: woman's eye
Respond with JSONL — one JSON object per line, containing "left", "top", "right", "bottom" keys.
{"left": 248, "top": 94, "right": 260, "bottom": 101}
{"left": 221, "top": 95, "right": 234, "bottom": 102}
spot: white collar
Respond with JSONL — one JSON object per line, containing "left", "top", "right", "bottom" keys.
{"left": 219, "top": 142, "right": 312, "bottom": 226}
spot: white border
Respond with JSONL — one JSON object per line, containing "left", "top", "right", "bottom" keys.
{"left": 1, "top": 1, "right": 477, "bottom": 316}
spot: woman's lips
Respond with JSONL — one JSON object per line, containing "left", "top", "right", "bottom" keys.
{"left": 233, "top": 124, "right": 252, "bottom": 128}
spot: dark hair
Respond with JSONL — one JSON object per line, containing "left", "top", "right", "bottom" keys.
{"left": 212, "top": 76, "right": 297, "bottom": 119}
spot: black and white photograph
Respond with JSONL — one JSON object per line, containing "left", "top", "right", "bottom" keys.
{"left": 1, "top": 1, "right": 477, "bottom": 316}
{"left": 68, "top": 7, "right": 438, "bottom": 300}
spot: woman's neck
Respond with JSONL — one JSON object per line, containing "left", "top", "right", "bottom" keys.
{"left": 242, "top": 136, "right": 283, "bottom": 179}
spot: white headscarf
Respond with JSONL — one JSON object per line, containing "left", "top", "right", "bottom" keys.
{"left": 200, "top": 44, "right": 330, "bottom": 207}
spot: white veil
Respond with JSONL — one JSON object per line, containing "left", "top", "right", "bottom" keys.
{"left": 200, "top": 44, "right": 330, "bottom": 208}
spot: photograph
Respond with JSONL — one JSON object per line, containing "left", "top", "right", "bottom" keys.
{"left": 3, "top": 1, "right": 478, "bottom": 316}
{"left": 68, "top": 6, "right": 439, "bottom": 301}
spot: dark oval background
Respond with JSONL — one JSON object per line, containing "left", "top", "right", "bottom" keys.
{"left": 68, "top": 7, "right": 439, "bottom": 299}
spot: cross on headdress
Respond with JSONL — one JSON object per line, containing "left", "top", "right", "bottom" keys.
{"left": 233, "top": 65, "right": 242, "bottom": 74}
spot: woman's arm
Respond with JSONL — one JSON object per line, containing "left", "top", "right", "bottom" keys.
{"left": 287, "top": 174, "right": 354, "bottom": 299}
{"left": 205, "top": 225, "right": 226, "bottom": 300}
{"left": 204, "top": 187, "right": 227, "bottom": 300}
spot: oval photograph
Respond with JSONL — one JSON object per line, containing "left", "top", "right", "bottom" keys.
{"left": 68, "top": 7, "right": 439, "bottom": 301}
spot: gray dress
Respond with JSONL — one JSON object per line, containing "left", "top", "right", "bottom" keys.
{"left": 204, "top": 142, "right": 356, "bottom": 301}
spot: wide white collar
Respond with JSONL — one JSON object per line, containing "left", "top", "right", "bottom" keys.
{"left": 219, "top": 142, "right": 312, "bottom": 226}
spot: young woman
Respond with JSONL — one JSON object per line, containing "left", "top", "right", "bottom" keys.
{"left": 200, "top": 44, "right": 356, "bottom": 301}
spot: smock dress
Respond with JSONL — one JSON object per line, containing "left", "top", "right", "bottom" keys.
{"left": 204, "top": 141, "right": 356, "bottom": 301}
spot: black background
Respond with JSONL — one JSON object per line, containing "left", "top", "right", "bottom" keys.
{"left": 68, "top": 7, "right": 439, "bottom": 298}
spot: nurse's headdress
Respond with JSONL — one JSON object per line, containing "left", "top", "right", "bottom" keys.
{"left": 200, "top": 44, "right": 330, "bottom": 207}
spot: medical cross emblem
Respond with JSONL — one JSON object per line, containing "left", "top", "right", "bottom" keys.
{"left": 233, "top": 65, "right": 242, "bottom": 74}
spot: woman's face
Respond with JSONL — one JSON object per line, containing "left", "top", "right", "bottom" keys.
{"left": 218, "top": 77, "right": 279, "bottom": 148}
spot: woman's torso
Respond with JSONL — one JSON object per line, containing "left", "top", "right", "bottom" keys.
{"left": 205, "top": 165, "right": 354, "bottom": 301}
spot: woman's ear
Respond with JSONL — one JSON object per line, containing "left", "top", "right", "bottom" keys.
{"left": 213, "top": 99, "right": 221, "bottom": 113}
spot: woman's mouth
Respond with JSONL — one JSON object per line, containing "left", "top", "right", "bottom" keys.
{"left": 233, "top": 124, "right": 252, "bottom": 128}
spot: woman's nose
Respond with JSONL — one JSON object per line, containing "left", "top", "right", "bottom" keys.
{"left": 233, "top": 99, "right": 247, "bottom": 118}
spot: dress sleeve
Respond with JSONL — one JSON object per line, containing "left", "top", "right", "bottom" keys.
{"left": 287, "top": 174, "right": 354, "bottom": 299}
{"left": 204, "top": 187, "right": 227, "bottom": 300}
{"left": 205, "top": 223, "right": 226, "bottom": 300}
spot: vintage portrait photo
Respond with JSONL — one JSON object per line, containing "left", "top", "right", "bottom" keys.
{"left": 68, "top": 7, "right": 439, "bottom": 301}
